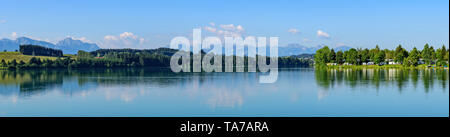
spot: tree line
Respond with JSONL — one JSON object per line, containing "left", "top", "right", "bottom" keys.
{"left": 1, "top": 48, "right": 312, "bottom": 69}
{"left": 20, "top": 45, "right": 63, "bottom": 57}
{"left": 314, "top": 44, "right": 449, "bottom": 67}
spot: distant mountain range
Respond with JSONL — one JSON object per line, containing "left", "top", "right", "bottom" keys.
{"left": 0, "top": 37, "right": 351, "bottom": 56}
{"left": 278, "top": 43, "right": 351, "bottom": 56}
{"left": 0, "top": 37, "right": 100, "bottom": 54}
{"left": 212, "top": 43, "right": 351, "bottom": 57}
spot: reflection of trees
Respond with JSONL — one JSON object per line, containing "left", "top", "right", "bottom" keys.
{"left": 411, "top": 69, "right": 419, "bottom": 89}
{"left": 74, "top": 68, "right": 191, "bottom": 86}
{"left": 0, "top": 69, "right": 65, "bottom": 97}
{"left": 314, "top": 68, "right": 448, "bottom": 94}
{"left": 371, "top": 69, "right": 380, "bottom": 90}
{"left": 344, "top": 69, "right": 358, "bottom": 88}
{"left": 315, "top": 69, "right": 332, "bottom": 90}
{"left": 1, "top": 68, "right": 448, "bottom": 99}
{"left": 436, "top": 70, "right": 448, "bottom": 92}
{"left": 422, "top": 69, "right": 434, "bottom": 93}
{"left": 393, "top": 69, "right": 409, "bottom": 92}
{"left": 19, "top": 71, "right": 64, "bottom": 97}
{"left": 0, "top": 68, "right": 213, "bottom": 98}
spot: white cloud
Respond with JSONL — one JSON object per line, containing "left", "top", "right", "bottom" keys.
{"left": 77, "top": 37, "right": 90, "bottom": 43}
{"left": 288, "top": 28, "right": 300, "bottom": 34}
{"left": 204, "top": 23, "right": 246, "bottom": 38}
{"left": 222, "top": 30, "right": 241, "bottom": 37}
{"left": 119, "top": 32, "right": 138, "bottom": 39}
{"left": 101, "top": 32, "right": 149, "bottom": 49}
{"left": 204, "top": 26, "right": 217, "bottom": 33}
{"left": 0, "top": 20, "right": 6, "bottom": 23}
{"left": 11, "top": 32, "right": 17, "bottom": 39}
{"left": 317, "top": 30, "right": 330, "bottom": 39}
{"left": 104, "top": 35, "right": 118, "bottom": 41}
{"left": 220, "top": 24, "right": 236, "bottom": 30}
{"left": 65, "top": 36, "right": 92, "bottom": 43}
{"left": 236, "top": 25, "right": 244, "bottom": 32}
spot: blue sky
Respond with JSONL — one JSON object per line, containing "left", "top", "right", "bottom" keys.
{"left": 0, "top": 0, "right": 448, "bottom": 50}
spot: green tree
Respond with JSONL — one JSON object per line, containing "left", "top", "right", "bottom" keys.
{"left": 369, "top": 45, "right": 381, "bottom": 62}
{"left": 64, "top": 57, "right": 72, "bottom": 67}
{"left": 384, "top": 49, "right": 394, "bottom": 60}
{"left": 0, "top": 59, "right": 6, "bottom": 67}
{"left": 435, "top": 45, "right": 447, "bottom": 66}
{"left": 446, "top": 48, "right": 449, "bottom": 61}
{"left": 18, "top": 60, "right": 25, "bottom": 66}
{"left": 139, "top": 56, "right": 145, "bottom": 66}
{"left": 345, "top": 48, "right": 358, "bottom": 65}
{"left": 327, "top": 49, "right": 336, "bottom": 63}
{"left": 394, "top": 45, "right": 408, "bottom": 63}
{"left": 20, "top": 45, "right": 62, "bottom": 57}
{"left": 53, "top": 58, "right": 63, "bottom": 67}
{"left": 421, "top": 44, "right": 432, "bottom": 65}
{"left": 29, "top": 57, "right": 42, "bottom": 65}
{"left": 336, "top": 51, "right": 344, "bottom": 64}
{"left": 314, "top": 46, "right": 331, "bottom": 66}
{"left": 430, "top": 46, "right": 436, "bottom": 63}
{"left": 42, "top": 59, "right": 52, "bottom": 68}
{"left": 359, "top": 48, "right": 370, "bottom": 64}
{"left": 77, "top": 50, "right": 93, "bottom": 58}
{"left": 374, "top": 50, "right": 385, "bottom": 65}
{"left": 8, "top": 59, "right": 18, "bottom": 68}
{"left": 405, "top": 47, "right": 420, "bottom": 66}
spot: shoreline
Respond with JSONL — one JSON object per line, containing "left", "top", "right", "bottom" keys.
{"left": 323, "top": 64, "right": 449, "bottom": 69}
{"left": 1, "top": 65, "right": 448, "bottom": 70}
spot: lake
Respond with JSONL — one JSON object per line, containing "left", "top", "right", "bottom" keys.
{"left": 0, "top": 68, "right": 448, "bottom": 117}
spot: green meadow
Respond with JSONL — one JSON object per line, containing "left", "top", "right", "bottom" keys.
{"left": 0, "top": 52, "right": 60, "bottom": 63}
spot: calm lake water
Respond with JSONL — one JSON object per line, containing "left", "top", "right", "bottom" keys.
{"left": 0, "top": 68, "right": 448, "bottom": 117}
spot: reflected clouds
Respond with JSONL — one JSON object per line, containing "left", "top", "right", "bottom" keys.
{"left": 0, "top": 68, "right": 448, "bottom": 111}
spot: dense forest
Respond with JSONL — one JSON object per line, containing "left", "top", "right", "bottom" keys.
{"left": 20, "top": 45, "right": 63, "bottom": 57}
{"left": 4, "top": 43, "right": 449, "bottom": 70}
{"left": 87, "top": 48, "right": 179, "bottom": 57}
{"left": 1, "top": 47, "right": 312, "bottom": 69}
{"left": 314, "top": 44, "right": 449, "bottom": 67}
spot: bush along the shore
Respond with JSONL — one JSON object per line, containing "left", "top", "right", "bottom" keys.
{"left": 1, "top": 48, "right": 313, "bottom": 70}
{"left": 314, "top": 44, "right": 449, "bottom": 68}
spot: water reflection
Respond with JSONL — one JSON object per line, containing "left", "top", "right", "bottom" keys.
{"left": 0, "top": 68, "right": 254, "bottom": 107}
{"left": 0, "top": 68, "right": 448, "bottom": 116}
{"left": 2, "top": 68, "right": 448, "bottom": 98}
{"left": 315, "top": 68, "right": 449, "bottom": 93}
{"left": 0, "top": 68, "right": 195, "bottom": 97}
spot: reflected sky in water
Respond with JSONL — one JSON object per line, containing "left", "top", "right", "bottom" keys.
{"left": 0, "top": 68, "right": 448, "bottom": 117}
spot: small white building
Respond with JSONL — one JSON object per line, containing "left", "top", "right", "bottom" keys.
{"left": 343, "top": 63, "right": 353, "bottom": 65}
{"left": 327, "top": 63, "right": 337, "bottom": 66}
{"left": 388, "top": 62, "right": 399, "bottom": 65}
{"left": 418, "top": 59, "right": 425, "bottom": 65}
{"left": 367, "top": 62, "right": 375, "bottom": 65}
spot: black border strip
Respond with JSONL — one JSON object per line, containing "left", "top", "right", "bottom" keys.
{"left": 1, "top": 117, "right": 448, "bottom": 136}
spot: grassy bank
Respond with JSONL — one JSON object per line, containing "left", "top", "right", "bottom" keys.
{"left": 0, "top": 52, "right": 60, "bottom": 63}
